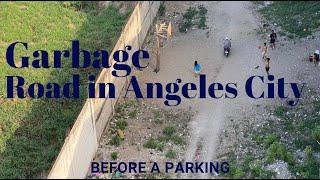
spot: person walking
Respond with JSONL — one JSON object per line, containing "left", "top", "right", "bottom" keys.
{"left": 194, "top": 61, "right": 201, "bottom": 77}
{"left": 313, "top": 50, "right": 320, "bottom": 66}
{"left": 265, "top": 57, "right": 270, "bottom": 75}
{"left": 261, "top": 42, "right": 268, "bottom": 60}
{"left": 270, "top": 30, "right": 277, "bottom": 49}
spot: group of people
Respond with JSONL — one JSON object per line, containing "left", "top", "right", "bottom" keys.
{"left": 192, "top": 29, "right": 319, "bottom": 77}
{"left": 260, "top": 29, "right": 277, "bottom": 75}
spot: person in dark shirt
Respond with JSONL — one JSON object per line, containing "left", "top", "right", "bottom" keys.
{"left": 314, "top": 50, "right": 320, "bottom": 66}
{"left": 270, "top": 30, "right": 277, "bottom": 49}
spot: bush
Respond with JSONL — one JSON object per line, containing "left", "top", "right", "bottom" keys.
{"left": 183, "top": 7, "right": 198, "bottom": 20}
{"left": 179, "top": 19, "right": 193, "bottom": 33}
{"left": 111, "top": 152, "right": 118, "bottom": 160}
{"left": 198, "top": 5, "right": 207, "bottom": 16}
{"left": 199, "top": 16, "right": 206, "bottom": 29}
{"left": 159, "top": 3, "right": 166, "bottom": 17}
{"left": 179, "top": 5, "right": 207, "bottom": 32}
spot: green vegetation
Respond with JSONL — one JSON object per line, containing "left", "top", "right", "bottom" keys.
{"left": 110, "top": 135, "right": 122, "bottom": 147}
{"left": 266, "top": 142, "right": 294, "bottom": 165}
{"left": 312, "top": 125, "right": 320, "bottom": 142}
{"left": 116, "top": 120, "right": 128, "bottom": 130}
{"left": 198, "top": 5, "right": 208, "bottom": 29}
{"left": 227, "top": 152, "right": 274, "bottom": 179}
{"left": 158, "top": 3, "right": 166, "bottom": 17}
{"left": 114, "top": 100, "right": 139, "bottom": 119}
{"left": 263, "top": 133, "right": 279, "bottom": 147}
{"left": 179, "top": 5, "right": 208, "bottom": 33}
{"left": 61, "top": 1, "right": 99, "bottom": 13}
{"left": 159, "top": 125, "right": 185, "bottom": 145}
{"left": 225, "top": 88, "right": 320, "bottom": 178}
{"left": 144, "top": 125, "right": 186, "bottom": 152}
{"left": 0, "top": 2, "right": 131, "bottom": 178}
{"left": 153, "top": 110, "right": 164, "bottom": 124}
{"left": 266, "top": 97, "right": 320, "bottom": 178}
{"left": 258, "top": 1, "right": 320, "bottom": 37}
{"left": 163, "top": 126, "right": 176, "bottom": 137}
{"left": 251, "top": 95, "right": 320, "bottom": 178}
{"left": 110, "top": 151, "right": 118, "bottom": 160}
{"left": 128, "top": 109, "right": 138, "bottom": 118}
{"left": 290, "top": 146, "right": 320, "bottom": 179}
{"left": 273, "top": 105, "right": 288, "bottom": 118}
{"left": 249, "top": 160, "right": 274, "bottom": 179}
{"left": 165, "top": 149, "right": 177, "bottom": 159}
{"left": 143, "top": 138, "right": 165, "bottom": 151}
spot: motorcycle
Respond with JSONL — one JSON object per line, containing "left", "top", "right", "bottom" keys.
{"left": 224, "top": 47, "right": 230, "bottom": 57}
{"left": 223, "top": 38, "right": 232, "bottom": 57}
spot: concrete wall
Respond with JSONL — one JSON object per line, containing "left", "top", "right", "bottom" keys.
{"left": 47, "top": 1, "right": 160, "bottom": 178}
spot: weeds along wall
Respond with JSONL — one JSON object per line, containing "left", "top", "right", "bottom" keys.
{"left": 47, "top": 2, "right": 161, "bottom": 178}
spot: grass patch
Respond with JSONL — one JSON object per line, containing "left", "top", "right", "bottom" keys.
{"left": 266, "top": 142, "right": 294, "bottom": 165}
{"left": 158, "top": 2, "right": 165, "bottom": 17}
{"left": 179, "top": 5, "right": 208, "bottom": 33}
{"left": 110, "top": 135, "right": 122, "bottom": 147}
{"left": 263, "top": 133, "right": 279, "bottom": 147}
{"left": 159, "top": 126, "right": 185, "bottom": 145}
{"left": 258, "top": 1, "right": 320, "bottom": 37}
{"left": 225, "top": 89, "right": 320, "bottom": 178}
{"left": 144, "top": 125, "right": 186, "bottom": 152}
{"left": 143, "top": 138, "right": 165, "bottom": 151}
{"left": 227, "top": 152, "right": 273, "bottom": 179}
{"left": 170, "top": 135, "right": 185, "bottom": 145}
{"left": 153, "top": 110, "right": 163, "bottom": 124}
{"left": 274, "top": 105, "right": 288, "bottom": 118}
{"left": 312, "top": 125, "right": 320, "bottom": 143}
{"left": 0, "top": 2, "right": 131, "bottom": 178}
{"left": 163, "top": 126, "right": 176, "bottom": 137}
{"left": 291, "top": 146, "right": 320, "bottom": 179}
{"left": 111, "top": 151, "right": 118, "bottom": 160}
{"left": 116, "top": 120, "right": 128, "bottom": 131}
{"left": 249, "top": 160, "right": 274, "bottom": 179}
{"left": 165, "top": 149, "right": 177, "bottom": 159}
{"left": 128, "top": 109, "right": 138, "bottom": 118}
{"left": 114, "top": 100, "right": 139, "bottom": 119}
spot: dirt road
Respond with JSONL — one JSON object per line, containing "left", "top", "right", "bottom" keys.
{"left": 135, "top": 1, "right": 320, "bottom": 178}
